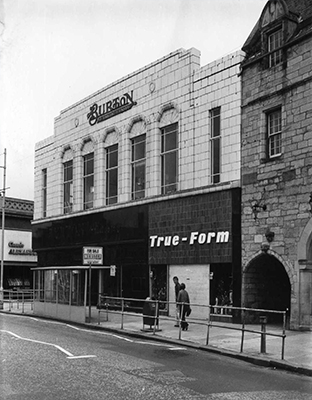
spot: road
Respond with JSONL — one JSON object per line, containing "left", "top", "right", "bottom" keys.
{"left": 1, "top": 313, "right": 312, "bottom": 399}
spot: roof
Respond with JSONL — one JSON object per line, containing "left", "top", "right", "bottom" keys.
{"left": 242, "top": 0, "right": 312, "bottom": 54}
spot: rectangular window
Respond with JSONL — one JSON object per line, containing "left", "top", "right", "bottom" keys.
{"left": 161, "top": 123, "right": 178, "bottom": 194}
{"left": 83, "top": 153, "right": 94, "bottom": 210}
{"left": 42, "top": 168, "right": 47, "bottom": 217}
{"left": 106, "top": 144, "right": 118, "bottom": 205}
{"left": 267, "top": 109, "right": 282, "bottom": 158}
{"left": 63, "top": 160, "right": 73, "bottom": 214}
{"left": 210, "top": 107, "right": 221, "bottom": 184}
{"left": 131, "top": 135, "right": 146, "bottom": 199}
{"left": 268, "top": 29, "right": 282, "bottom": 67}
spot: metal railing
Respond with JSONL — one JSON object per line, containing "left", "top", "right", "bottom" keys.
{"left": 97, "top": 295, "right": 287, "bottom": 360}
{"left": 1, "top": 289, "right": 34, "bottom": 313}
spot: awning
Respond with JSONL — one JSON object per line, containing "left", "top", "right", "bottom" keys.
{"left": 31, "top": 265, "right": 112, "bottom": 271}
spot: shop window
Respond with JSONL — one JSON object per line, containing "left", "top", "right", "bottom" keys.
{"left": 83, "top": 153, "right": 94, "bottom": 210}
{"left": 268, "top": 28, "right": 283, "bottom": 67}
{"left": 63, "top": 160, "right": 73, "bottom": 214}
{"left": 210, "top": 107, "right": 221, "bottom": 184}
{"left": 106, "top": 144, "right": 118, "bottom": 205}
{"left": 161, "top": 123, "right": 178, "bottom": 194}
{"left": 42, "top": 168, "right": 47, "bottom": 217}
{"left": 131, "top": 135, "right": 146, "bottom": 199}
{"left": 58, "top": 270, "right": 70, "bottom": 305}
{"left": 267, "top": 108, "right": 282, "bottom": 158}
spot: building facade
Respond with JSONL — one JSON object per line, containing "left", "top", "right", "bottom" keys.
{"left": 0, "top": 197, "right": 37, "bottom": 290}
{"left": 241, "top": 0, "right": 312, "bottom": 330}
{"left": 33, "top": 48, "right": 243, "bottom": 319}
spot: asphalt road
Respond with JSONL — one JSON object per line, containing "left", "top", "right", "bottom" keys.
{"left": 1, "top": 313, "right": 312, "bottom": 400}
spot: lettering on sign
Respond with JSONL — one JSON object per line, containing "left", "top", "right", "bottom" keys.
{"left": 7, "top": 241, "right": 37, "bottom": 256}
{"left": 87, "top": 91, "right": 137, "bottom": 126}
{"left": 149, "top": 231, "right": 230, "bottom": 248}
{"left": 83, "top": 246, "right": 103, "bottom": 265}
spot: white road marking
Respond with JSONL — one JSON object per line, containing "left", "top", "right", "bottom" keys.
{"left": 0, "top": 329, "right": 96, "bottom": 359}
{"left": 67, "top": 355, "right": 97, "bottom": 359}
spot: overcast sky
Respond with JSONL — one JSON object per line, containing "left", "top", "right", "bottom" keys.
{"left": 0, "top": 0, "right": 267, "bottom": 201}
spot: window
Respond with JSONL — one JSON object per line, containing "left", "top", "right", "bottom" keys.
{"left": 161, "top": 123, "right": 178, "bottom": 194}
{"left": 106, "top": 144, "right": 118, "bottom": 204}
{"left": 131, "top": 135, "right": 146, "bottom": 199}
{"left": 267, "top": 109, "right": 282, "bottom": 158}
{"left": 210, "top": 107, "right": 221, "bottom": 184}
{"left": 63, "top": 160, "right": 73, "bottom": 214}
{"left": 268, "top": 29, "right": 282, "bottom": 67}
{"left": 83, "top": 153, "right": 94, "bottom": 210}
{"left": 42, "top": 168, "right": 47, "bottom": 217}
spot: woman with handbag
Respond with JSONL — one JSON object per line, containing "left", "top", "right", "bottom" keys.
{"left": 177, "top": 283, "right": 191, "bottom": 331}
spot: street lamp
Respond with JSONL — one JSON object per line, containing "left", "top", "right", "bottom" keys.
{"left": 0, "top": 148, "right": 7, "bottom": 309}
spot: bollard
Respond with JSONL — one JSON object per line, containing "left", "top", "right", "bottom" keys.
{"left": 260, "top": 316, "right": 267, "bottom": 353}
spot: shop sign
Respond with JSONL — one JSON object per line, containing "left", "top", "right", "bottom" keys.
{"left": 149, "top": 231, "right": 230, "bottom": 248}
{"left": 87, "top": 90, "right": 137, "bottom": 126}
{"left": 83, "top": 246, "right": 103, "bottom": 265}
{"left": 8, "top": 241, "right": 37, "bottom": 256}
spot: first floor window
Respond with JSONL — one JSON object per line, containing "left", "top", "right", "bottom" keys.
{"left": 267, "top": 108, "right": 282, "bottom": 158}
{"left": 83, "top": 153, "right": 94, "bottom": 210}
{"left": 161, "top": 123, "right": 178, "bottom": 194}
{"left": 63, "top": 160, "right": 73, "bottom": 214}
{"left": 106, "top": 144, "right": 118, "bottom": 205}
{"left": 210, "top": 107, "right": 221, "bottom": 184}
{"left": 131, "top": 135, "right": 146, "bottom": 199}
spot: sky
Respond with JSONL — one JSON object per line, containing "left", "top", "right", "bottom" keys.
{"left": 0, "top": 0, "right": 267, "bottom": 201}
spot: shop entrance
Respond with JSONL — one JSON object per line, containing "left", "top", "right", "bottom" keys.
{"left": 244, "top": 253, "right": 291, "bottom": 323}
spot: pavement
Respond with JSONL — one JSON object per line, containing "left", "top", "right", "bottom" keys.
{"left": 1, "top": 301, "right": 312, "bottom": 377}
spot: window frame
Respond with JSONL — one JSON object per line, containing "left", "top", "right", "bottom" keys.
{"left": 42, "top": 168, "right": 47, "bottom": 217}
{"left": 268, "top": 27, "right": 283, "bottom": 68}
{"left": 131, "top": 134, "right": 146, "bottom": 200}
{"left": 83, "top": 152, "right": 94, "bottom": 210}
{"left": 63, "top": 159, "right": 73, "bottom": 214}
{"left": 210, "top": 107, "right": 221, "bottom": 184}
{"left": 106, "top": 144, "right": 118, "bottom": 205}
{"left": 267, "top": 107, "right": 282, "bottom": 159}
{"left": 160, "top": 122, "right": 178, "bottom": 194}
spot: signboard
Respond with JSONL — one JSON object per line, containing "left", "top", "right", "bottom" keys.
{"left": 83, "top": 246, "right": 103, "bottom": 265}
{"left": 110, "top": 265, "right": 116, "bottom": 276}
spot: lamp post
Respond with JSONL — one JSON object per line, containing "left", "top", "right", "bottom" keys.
{"left": 0, "top": 148, "right": 7, "bottom": 309}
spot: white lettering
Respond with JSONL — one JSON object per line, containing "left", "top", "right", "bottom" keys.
{"left": 172, "top": 235, "right": 180, "bottom": 246}
{"left": 198, "top": 233, "right": 206, "bottom": 244}
{"left": 216, "top": 231, "right": 230, "bottom": 243}
{"left": 150, "top": 236, "right": 157, "bottom": 247}
{"left": 207, "top": 232, "right": 216, "bottom": 243}
{"left": 164, "top": 236, "right": 172, "bottom": 246}
{"left": 190, "top": 232, "right": 198, "bottom": 245}
{"left": 157, "top": 236, "right": 164, "bottom": 247}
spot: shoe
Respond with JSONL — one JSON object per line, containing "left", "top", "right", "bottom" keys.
{"left": 174, "top": 324, "right": 179, "bottom": 327}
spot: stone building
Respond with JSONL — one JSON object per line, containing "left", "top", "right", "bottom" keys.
{"left": 241, "top": 0, "right": 312, "bottom": 329}
{"left": 33, "top": 48, "right": 243, "bottom": 321}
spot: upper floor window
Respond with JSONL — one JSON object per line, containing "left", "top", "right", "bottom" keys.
{"left": 161, "top": 123, "right": 178, "bottom": 194}
{"left": 210, "top": 107, "right": 221, "bottom": 184}
{"left": 131, "top": 135, "right": 146, "bottom": 200}
{"left": 267, "top": 108, "right": 282, "bottom": 158}
{"left": 268, "top": 29, "right": 282, "bottom": 67}
{"left": 63, "top": 160, "right": 73, "bottom": 214}
{"left": 106, "top": 144, "right": 118, "bottom": 205}
{"left": 42, "top": 168, "right": 47, "bottom": 217}
{"left": 83, "top": 153, "right": 94, "bottom": 210}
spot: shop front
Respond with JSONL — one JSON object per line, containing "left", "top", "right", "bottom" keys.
{"left": 148, "top": 188, "right": 241, "bottom": 320}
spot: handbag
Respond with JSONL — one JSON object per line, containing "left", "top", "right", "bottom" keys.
{"left": 186, "top": 306, "right": 192, "bottom": 316}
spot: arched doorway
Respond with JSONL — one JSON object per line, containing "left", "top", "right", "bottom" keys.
{"left": 244, "top": 253, "right": 291, "bottom": 323}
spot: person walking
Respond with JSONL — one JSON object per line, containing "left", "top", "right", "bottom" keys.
{"left": 177, "top": 283, "right": 190, "bottom": 331}
{"left": 173, "top": 276, "right": 181, "bottom": 327}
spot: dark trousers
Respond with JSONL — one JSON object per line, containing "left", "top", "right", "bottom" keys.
{"left": 179, "top": 305, "right": 188, "bottom": 329}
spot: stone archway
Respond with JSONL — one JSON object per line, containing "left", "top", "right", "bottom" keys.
{"left": 243, "top": 251, "right": 291, "bottom": 323}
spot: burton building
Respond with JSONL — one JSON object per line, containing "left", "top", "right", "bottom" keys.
{"left": 33, "top": 48, "right": 243, "bottom": 322}
{"left": 241, "top": 0, "right": 312, "bottom": 330}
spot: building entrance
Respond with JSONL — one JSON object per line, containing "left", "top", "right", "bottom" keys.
{"left": 244, "top": 253, "right": 291, "bottom": 323}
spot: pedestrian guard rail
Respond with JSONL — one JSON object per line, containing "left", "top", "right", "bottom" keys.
{"left": 1, "top": 289, "right": 34, "bottom": 313}
{"left": 97, "top": 295, "right": 287, "bottom": 360}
